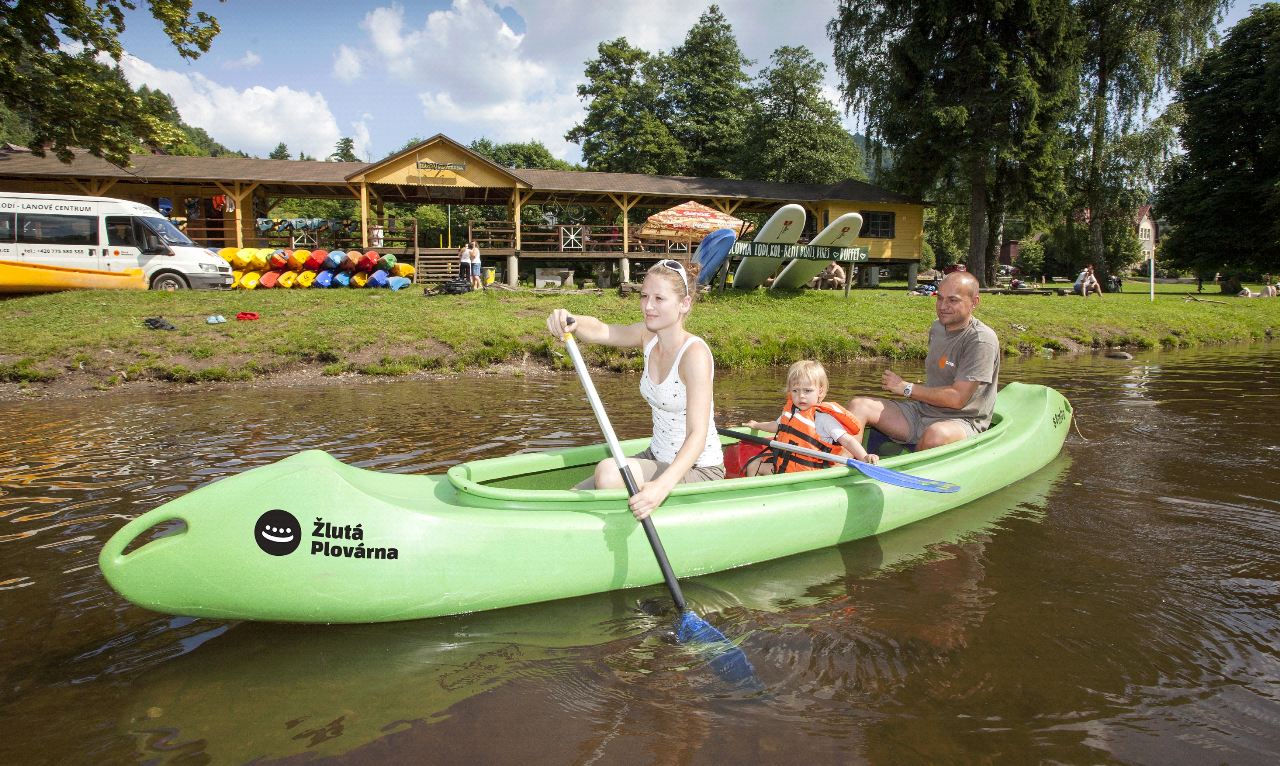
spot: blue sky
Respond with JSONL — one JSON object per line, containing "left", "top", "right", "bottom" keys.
{"left": 111, "top": 0, "right": 1260, "bottom": 164}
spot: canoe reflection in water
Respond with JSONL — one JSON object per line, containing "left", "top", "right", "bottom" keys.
{"left": 120, "top": 455, "right": 1069, "bottom": 764}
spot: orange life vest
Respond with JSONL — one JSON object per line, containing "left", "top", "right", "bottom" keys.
{"left": 772, "top": 398, "right": 863, "bottom": 473}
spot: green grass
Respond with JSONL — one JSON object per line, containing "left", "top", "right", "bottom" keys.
{"left": 0, "top": 283, "right": 1274, "bottom": 385}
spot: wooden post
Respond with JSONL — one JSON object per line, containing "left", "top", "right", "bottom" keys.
{"left": 215, "top": 181, "right": 258, "bottom": 248}
{"left": 609, "top": 193, "right": 637, "bottom": 284}
{"left": 844, "top": 267, "right": 852, "bottom": 298}
{"left": 360, "top": 182, "right": 370, "bottom": 249}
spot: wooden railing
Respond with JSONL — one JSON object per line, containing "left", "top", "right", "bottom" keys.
{"left": 171, "top": 217, "right": 418, "bottom": 252}
{"left": 466, "top": 220, "right": 689, "bottom": 255}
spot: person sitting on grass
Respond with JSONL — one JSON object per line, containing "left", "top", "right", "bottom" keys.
{"left": 1238, "top": 284, "right": 1278, "bottom": 297}
{"left": 806, "top": 263, "right": 846, "bottom": 290}
{"left": 741, "top": 360, "right": 878, "bottom": 476}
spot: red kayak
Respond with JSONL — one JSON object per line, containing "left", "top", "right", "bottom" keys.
{"left": 304, "top": 249, "right": 328, "bottom": 271}
{"left": 258, "top": 270, "right": 283, "bottom": 289}
{"left": 358, "top": 251, "right": 379, "bottom": 272}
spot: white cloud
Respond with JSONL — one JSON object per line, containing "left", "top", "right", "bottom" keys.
{"left": 350, "top": 0, "right": 860, "bottom": 159}
{"left": 332, "top": 45, "right": 363, "bottom": 83}
{"left": 223, "top": 50, "right": 262, "bottom": 70}
{"left": 351, "top": 119, "right": 372, "bottom": 161}
{"left": 116, "top": 53, "right": 341, "bottom": 159}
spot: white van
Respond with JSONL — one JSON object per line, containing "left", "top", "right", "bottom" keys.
{"left": 0, "top": 193, "right": 234, "bottom": 290}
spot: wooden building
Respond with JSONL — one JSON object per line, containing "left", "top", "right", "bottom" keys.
{"left": 0, "top": 134, "right": 930, "bottom": 286}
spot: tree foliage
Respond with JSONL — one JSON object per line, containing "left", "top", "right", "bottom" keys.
{"left": 1157, "top": 4, "right": 1280, "bottom": 275}
{"left": 829, "top": 0, "right": 1079, "bottom": 286}
{"left": 665, "top": 5, "right": 752, "bottom": 178}
{"left": 0, "top": 0, "right": 222, "bottom": 166}
{"left": 329, "top": 137, "right": 359, "bottom": 162}
{"left": 269, "top": 142, "right": 290, "bottom": 161}
{"left": 742, "top": 46, "right": 864, "bottom": 184}
{"left": 1072, "top": 0, "right": 1227, "bottom": 282}
{"left": 468, "top": 137, "right": 577, "bottom": 170}
{"left": 137, "top": 85, "right": 244, "bottom": 157}
{"left": 565, "top": 38, "right": 686, "bottom": 175}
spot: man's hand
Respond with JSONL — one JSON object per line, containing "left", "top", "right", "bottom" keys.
{"left": 881, "top": 370, "right": 907, "bottom": 396}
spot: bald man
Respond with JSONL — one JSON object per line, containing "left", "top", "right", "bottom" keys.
{"left": 848, "top": 271, "right": 1000, "bottom": 452}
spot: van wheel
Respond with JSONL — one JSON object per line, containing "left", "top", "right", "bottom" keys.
{"left": 150, "top": 273, "right": 188, "bottom": 291}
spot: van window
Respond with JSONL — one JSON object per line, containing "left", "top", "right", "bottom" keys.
{"left": 105, "top": 216, "right": 138, "bottom": 247}
{"left": 132, "top": 218, "right": 167, "bottom": 254}
{"left": 136, "top": 216, "right": 195, "bottom": 247}
{"left": 18, "top": 214, "right": 100, "bottom": 246}
{"left": 0, "top": 213, "right": 13, "bottom": 243}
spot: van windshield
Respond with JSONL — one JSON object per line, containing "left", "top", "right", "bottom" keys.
{"left": 137, "top": 216, "right": 196, "bottom": 247}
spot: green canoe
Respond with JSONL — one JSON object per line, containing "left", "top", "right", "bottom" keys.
{"left": 98, "top": 382, "right": 1071, "bottom": 623}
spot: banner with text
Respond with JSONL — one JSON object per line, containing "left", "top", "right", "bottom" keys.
{"left": 727, "top": 241, "right": 869, "bottom": 262}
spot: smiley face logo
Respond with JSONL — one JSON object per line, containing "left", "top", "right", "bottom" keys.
{"left": 254, "top": 509, "right": 301, "bottom": 556}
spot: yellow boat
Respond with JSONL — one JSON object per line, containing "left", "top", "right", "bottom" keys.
{"left": 352, "top": 272, "right": 369, "bottom": 288}
{"left": 240, "top": 271, "right": 262, "bottom": 290}
{"left": 218, "top": 247, "right": 238, "bottom": 264}
{"left": 0, "top": 259, "right": 146, "bottom": 293}
{"left": 231, "top": 270, "right": 244, "bottom": 287}
{"left": 288, "top": 250, "right": 310, "bottom": 271}
{"left": 248, "top": 250, "right": 269, "bottom": 272}
{"left": 392, "top": 263, "right": 415, "bottom": 278}
{"left": 278, "top": 271, "right": 298, "bottom": 289}
{"left": 230, "top": 249, "right": 251, "bottom": 270}
{"left": 297, "top": 270, "right": 317, "bottom": 288}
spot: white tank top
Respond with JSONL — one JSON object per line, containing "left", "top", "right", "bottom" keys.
{"left": 639, "top": 336, "right": 723, "bottom": 467}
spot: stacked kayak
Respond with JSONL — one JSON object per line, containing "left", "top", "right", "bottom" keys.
{"left": 99, "top": 383, "right": 1071, "bottom": 623}
{"left": 217, "top": 248, "right": 414, "bottom": 289}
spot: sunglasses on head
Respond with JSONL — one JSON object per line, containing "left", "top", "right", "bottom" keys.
{"left": 657, "top": 259, "right": 689, "bottom": 297}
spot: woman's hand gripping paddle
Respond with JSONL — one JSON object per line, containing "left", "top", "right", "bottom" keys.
{"left": 560, "top": 321, "right": 759, "bottom": 689}
{"left": 717, "top": 428, "right": 961, "bottom": 493}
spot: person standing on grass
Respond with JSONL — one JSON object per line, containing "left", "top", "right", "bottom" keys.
{"left": 469, "top": 241, "right": 483, "bottom": 290}
{"left": 847, "top": 271, "right": 1000, "bottom": 453}
{"left": 546, "top": 259, "right": 723, "bottom": 520}
{"left": 458, "top": 242, "right": 472, "bottom": 282}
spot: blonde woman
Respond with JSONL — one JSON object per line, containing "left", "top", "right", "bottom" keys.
{"left": 546, "top": 259, "right": 722, "bottom": 519}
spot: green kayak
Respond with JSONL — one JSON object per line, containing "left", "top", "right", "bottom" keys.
{"left": 99, "top": 382, "right": 1071, "bottom": 623}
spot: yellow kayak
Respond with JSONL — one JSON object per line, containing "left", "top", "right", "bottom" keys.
{"left": 231, "top": 270, "right": 244, "bottom": 287}
{"left": 288, "top": 250, "right": 310, "bottom": 271}
{"left": 297, "top": 270, "right": 316, "bottom": 288}
{"left": 278, "top": 271, "right": 298, "bottom": 289}
{"left": 392, "top": 263, "right": 415, "bottom": 278}
{"left": 0, "top": 259, "right": 146, "bottom": 293}
{"left": 218, "top": 247, "right": 238, "bottom": 264}
{"left": 351, "top": 272, "right": 369, "bottom": 288}
{"left": 240, "top": 271, "right": 262, "bottom": 290}
{"left": 230, "top": 249, "right": 252, "bottom": 270}
{"left": 248, "top": 250, "right": 270, "bottom": 272}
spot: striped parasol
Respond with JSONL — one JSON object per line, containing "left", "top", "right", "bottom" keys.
{"left": 638, "top": 200, "right": 753, "bottom": 242}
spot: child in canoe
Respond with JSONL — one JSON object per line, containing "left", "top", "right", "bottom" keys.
{"left": 546, "top": 259, "right": 723, "bottom": 520}
{"left": 742, "top": 360, "right": 879, "bottom": 476}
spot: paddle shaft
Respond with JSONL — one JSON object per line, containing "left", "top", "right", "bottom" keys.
{"left": 720, "top": 427, "right": 869, "bottom": 469}
{"left": 562, "top": 330, "right": 688, "bottom": 613}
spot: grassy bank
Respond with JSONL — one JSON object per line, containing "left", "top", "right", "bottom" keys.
{"left": 0, "top": 281, "right": 1275, "bottom": 392}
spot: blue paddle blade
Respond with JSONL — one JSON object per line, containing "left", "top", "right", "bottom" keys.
{"left": 850, "top": 460, "right": 960, "bottom": 493}
{"left": 674, "top": 611, "right": 762, "bottom": 689}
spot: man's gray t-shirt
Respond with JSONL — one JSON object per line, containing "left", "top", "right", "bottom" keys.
{"left": 917, "top": 317, "right": 1000, "bottom": 430}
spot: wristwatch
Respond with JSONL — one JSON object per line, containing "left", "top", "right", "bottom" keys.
{"left": 903, "top": 382, "right": 913, "bottom": 399}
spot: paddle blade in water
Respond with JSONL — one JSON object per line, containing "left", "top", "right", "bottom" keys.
{"left": 852, "top": 461, "right": 960, "bottom": 493}
{"left": 674, "top": 611, "right": 761, "bottom": 689}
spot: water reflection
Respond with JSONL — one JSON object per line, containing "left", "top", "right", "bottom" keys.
{"left": 0, "top": 344, "right": 1277, "bottom": 764}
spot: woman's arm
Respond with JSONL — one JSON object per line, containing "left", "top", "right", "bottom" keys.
{"left": 627, "top": 341, "right": 715, "bottom": 519}
{"left": 546, "top": 309, "right": 648, "bottom": 348}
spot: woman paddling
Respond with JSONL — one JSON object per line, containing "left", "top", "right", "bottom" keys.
{"left": 546, "top": 260, "right": 723, "bottom": 520}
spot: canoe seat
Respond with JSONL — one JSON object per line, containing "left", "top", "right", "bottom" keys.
{"left": 866, "top": 427, "right": 915, "bottom": 456}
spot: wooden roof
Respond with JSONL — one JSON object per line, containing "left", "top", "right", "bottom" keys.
{"left": 0, "top": 136, "right": 927, "bottom": 210}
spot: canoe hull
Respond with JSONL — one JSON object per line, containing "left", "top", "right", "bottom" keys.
{"left": 0, "top": 259, "right": 146, "bottom": 293}
{"left": 99, "top": 382, "right": 1071, "bottom": 623}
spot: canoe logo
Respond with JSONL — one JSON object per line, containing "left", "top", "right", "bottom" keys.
{"left": 254, "top": 509, "right": 301, "bottom": 556}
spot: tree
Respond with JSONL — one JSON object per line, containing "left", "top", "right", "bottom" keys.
{"left": 468, "top": 138, "right": 576, "bottom": 170}
{"left": 136, "top": 84, "right": 245, "bottom": 157}
{"left": 329, "top": 137, "right": 358, "bottom": 162}
{"left": 1072, "top": 0, "right": 1228, "bottom": 284}
{"left": 742, "top": 46, "right": 864, "bottom": 184}
{"left": 565, "top": 38, "right": 686, "bottom": 175}
{"left": 829, "top": 0, "right": 1078, "bottom": 286}
{"left": 665, "top": 5, "right": 752, "bottom": 178}
{"left": 298, "top": 151, "right": 315, "bottom": 161}
{"left": 1158, "top": 4, "right": 1280, "bottom": 275}
{"left": 269, "top": 142, "right": 290, "bottom": 160}
{"left": 0, "top": 1, "right": 221, "bottom": 166}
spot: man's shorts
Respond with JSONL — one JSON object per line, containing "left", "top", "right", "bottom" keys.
{"left": 890, "top": 400, "right": 984, "bottom": 445}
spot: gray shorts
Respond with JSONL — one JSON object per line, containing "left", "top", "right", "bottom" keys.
{"left": 575, "top": 447, "right": 725, "bottom": 489}
{"left": 891, "top": 400, "right": 984, "bottom": 445}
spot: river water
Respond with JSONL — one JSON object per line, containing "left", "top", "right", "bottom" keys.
{"left": 1, "top": 344, "right": 1277, "bottom": 765}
